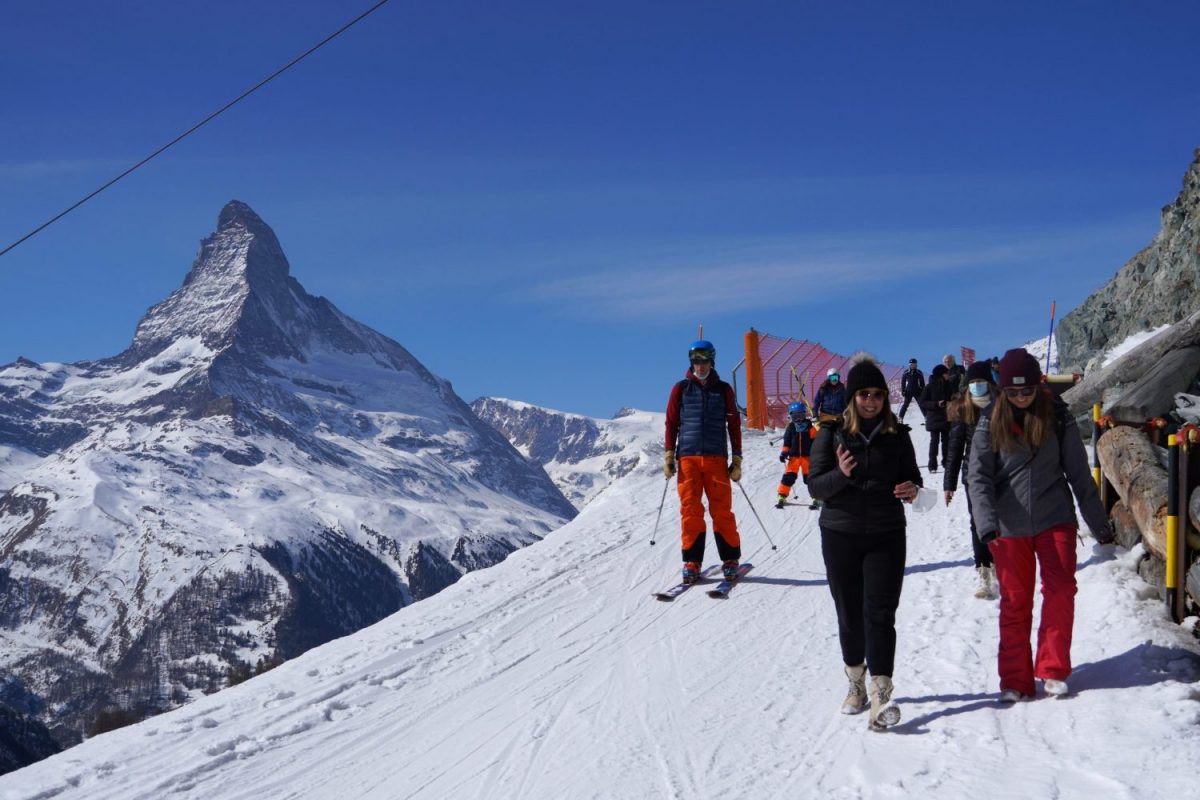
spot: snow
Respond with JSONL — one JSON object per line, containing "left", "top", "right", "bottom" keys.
{"left": 1098, "top": 325, "right": 1173, "bottom": 368}
{"left": 1, "top": 416, "right": 1198, "bottom": 799}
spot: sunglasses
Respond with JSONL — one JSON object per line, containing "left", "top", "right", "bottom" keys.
{"left": 855, "top": 389, "right": 887, "bottom": 401}
{"left": 690, "top": 356, "right": 711, "bottom": 365}
{"left": 1003, "top": 386, "right": 1037, "bottom": 399}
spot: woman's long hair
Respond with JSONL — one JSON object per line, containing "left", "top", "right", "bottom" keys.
{"left": 989, "top": 386, "right": 1053, "bottom": 452}
{"left": 843, "top": 395, "right": 899, "bottom": 437}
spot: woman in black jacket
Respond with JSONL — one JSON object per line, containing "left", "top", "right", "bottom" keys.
{"left": 943, "top": 360, "right": 997, "bottom": 599}
{"left": 808, "top": 355, "right": 922, "bottom": 731}
{"left": 920, "top": 364, "right": 953, "bottom": 472}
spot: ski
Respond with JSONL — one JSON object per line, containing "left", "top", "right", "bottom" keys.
{"left": 707, "top": 563, "right": 754, "bottom": 598}
{"left": 652, "top": 565, "right": 721, "bottom": 601}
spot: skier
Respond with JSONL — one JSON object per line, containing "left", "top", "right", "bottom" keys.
{"left": 943, "top": 360, "right": 997, "bottom": 599}
{"left": 897, "top": 359, "right": 925, "bottom": 422}
{"left": 808, "top": 355, "right": 922, "bottom": 731}
{"left": 919, "top": 364, "right": 953, "bottom": 472}
{"left": 968, "top": 348, "right": 1114, "bottom": 702}
{"left": 812, "top": 368, "right": 848, "bottom": 425}
{"left": 775, "top": 402, "right": 818, "bottom": 509}
{"left": 664, "top": 340, "right": 743, "bottom": 585}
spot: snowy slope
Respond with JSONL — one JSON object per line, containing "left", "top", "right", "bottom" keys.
{"left": 1, "top": 419, "right": 1198, "bottom": 799}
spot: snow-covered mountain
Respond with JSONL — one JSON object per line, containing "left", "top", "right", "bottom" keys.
{"left": 1, "top": 422, "right": 1197, "bottom": 799}
{"left": 471, "top": 398, "right": 664, "bottom": 507}
{"left": 0, "top": 201, "right": 574, "bottom": 750}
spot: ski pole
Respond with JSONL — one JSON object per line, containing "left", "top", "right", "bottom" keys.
{"left": 735, "top": 480, "right": 778, "bottom": 550}
{"left": 649, "top": 476, "right": 671, "bottom": 546}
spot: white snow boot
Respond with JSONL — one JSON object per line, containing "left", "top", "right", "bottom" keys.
{"left": 974, "top": 565, "right": 995, "bottom": 599}
{"left": 1043, "top": 678, "right": 1070, "bottom": 698}
{"left": 868, "top": 675, "right": 901, "bottom": 730}
{"left": 840, "top": 664, "right": 868, "bottom": 715}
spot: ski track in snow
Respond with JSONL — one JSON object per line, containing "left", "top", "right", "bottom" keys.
{"left": 3, "top": 421, "right": 1200, "bottom": 799}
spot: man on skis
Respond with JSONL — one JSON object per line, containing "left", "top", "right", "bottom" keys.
{"left": 776, "top": 402, "right": 819, "bottom": 509}
{"left": 664, "top": 340, "right": 743, "bottom": 585}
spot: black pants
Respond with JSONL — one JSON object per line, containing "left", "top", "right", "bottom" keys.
{"left": 927, "top": 428, "right": 947, "bottom": 470}
{"left": 820, "top": 527, "right": 906, "bottom": 677}
{"left": 898, "top": 392, "right": 924, "bottom": 420}
{"left": 965, "top": 490, "right": 993, "bottom": 568}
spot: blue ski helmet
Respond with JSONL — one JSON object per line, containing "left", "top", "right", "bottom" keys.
{"left": 788, "top": 401, "right": 808, "bottom": 417}
{"left": 688, "top": 339, "right": 716, "bottom": 365}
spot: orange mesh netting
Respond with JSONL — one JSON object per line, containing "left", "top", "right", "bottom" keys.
{"left": 743, "top": 329, "right": 906, "bottom": 430}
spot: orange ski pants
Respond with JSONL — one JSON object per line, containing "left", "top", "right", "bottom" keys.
{"left": 777, "top": 455, "right": 810, "bottom": 497}
{"left": 677, "top": 455, "right": 741, "bottom": 563}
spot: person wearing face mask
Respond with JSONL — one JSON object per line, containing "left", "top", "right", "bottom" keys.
{"left": 812, "top": 368, "right": 849, "bottom": 425}
{"left": 808, "top": 355, "right": 922, "bottom": 731}
{"left": 944, "top": 360, "right": 998, "bottom": 599}
{"left": 967, "top": 348, "right": 1114, "bottom": 703}
{"left": 664, "top": 340, "right": 743, "bottom": 586}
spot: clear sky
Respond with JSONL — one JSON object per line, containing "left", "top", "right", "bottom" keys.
{"left": 2, "top": 1, "right": 1199, "bottom": 417}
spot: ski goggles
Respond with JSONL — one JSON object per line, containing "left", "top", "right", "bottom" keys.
{"left": 689, "top": 354, "right": 712, "bottom": 364}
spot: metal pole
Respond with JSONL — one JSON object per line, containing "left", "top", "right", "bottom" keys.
{"left": 1092, "top": 403, "right": 1102, "bottom": 491}
{"left": 649, "top": 477, "right": 671, "bottom": 546}
{"left": 735, "top": 480, "right": 778, "bottom": 550}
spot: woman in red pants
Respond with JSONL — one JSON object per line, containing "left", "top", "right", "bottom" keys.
{"left": 967, "top": 348, "right": 1114, "bottom": 702}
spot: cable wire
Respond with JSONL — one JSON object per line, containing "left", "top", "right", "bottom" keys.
{"left": 0, "top": 0, "right": 393, "bottom": 260}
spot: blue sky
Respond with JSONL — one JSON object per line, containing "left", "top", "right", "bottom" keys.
{"left": 2, "top": 1, "right": 1199, "bottom": 417}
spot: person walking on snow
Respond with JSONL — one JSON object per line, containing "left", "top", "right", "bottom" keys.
{"left": 775, "top": 402, "right": 818, "bottom": 509}
{"left": 967, "top": 348, "right": 1114, "bottom": 703}
{"left": 942, "top": 353, "right": 966, "bottom": 395}
{"left": 898, "top": 358, "right": 925, "bottom": 422}
{"left": 920, "top": 364, "right": 953, "bottom": 472}
{"left": 943, "top": 360, "right": 997, "bottom": 599}
{"left": 664, "top": 340, "right": 743, "bottom": 586}
{"left": 812, "top": 368, "right": 848, "bottom": 424}
{"left": 808, "top": 355, "right": 923, "bottom": 731}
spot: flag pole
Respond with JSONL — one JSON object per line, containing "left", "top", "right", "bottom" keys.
{"left": 1045, "top": 301, "right": 1057, "bottom": 374}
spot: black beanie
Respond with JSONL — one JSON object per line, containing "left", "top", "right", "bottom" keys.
{"left": 845, "top": 356, "right": 888, "bottom": 395}
{"left": 965, "top": 360, "right": 994, "bottom": 383}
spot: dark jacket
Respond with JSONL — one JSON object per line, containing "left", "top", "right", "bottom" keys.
{"left": 900, "top": 368, "right": 925, "bottom": 398}
{"left": 966, "top": 396, "right": 1112, "bottom": 541}
{"left": 780, "top": 419, "right": 816, "bottom": 459}
{"left": 813, "top": 382, "right": 848, "bottom": 417}
{"left": 946, "top": 364, "right": 966, "bottom": 394}
{"left": 943, "top": 403, "right": 983, "bottom": 492}
{"left": 808, "top": 418, "right": 923, "bottom": 534}
{"left": 919, "top": 376, "right": 954, "bottom": 431}
{"left": 665, "top": 368, "right": 742, "bottom": 457}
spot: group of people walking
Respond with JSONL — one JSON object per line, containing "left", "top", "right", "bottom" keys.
{"left": 663, "top": 339, "right": 1114, "bottom": 731}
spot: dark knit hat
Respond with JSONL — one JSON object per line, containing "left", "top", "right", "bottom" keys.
{"left": 997, "top": 348, "right": 1042, "bottom": 388}
{"left": 845, "top": 356, "right": 888, "bottom": 395}
{"left": 965, "top": 360, "right": 994, "bottom": 384}
{"left": 930, "top": 364, "right": 948, "bottom": 379}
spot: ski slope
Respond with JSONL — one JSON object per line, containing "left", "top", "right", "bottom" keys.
{"left": 3, "top": 419, "right": 1199, "bottom": 799}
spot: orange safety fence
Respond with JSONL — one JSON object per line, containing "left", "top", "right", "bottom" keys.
{"left": 742, "top": 329, "right": 907, "bottom": 430}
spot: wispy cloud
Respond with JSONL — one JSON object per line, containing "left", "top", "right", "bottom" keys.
{"left": 514, "top": 222, "right": 1148, "bottom": 320}
{"left": 0, "top": 158, "right": 124, "bottom": 179}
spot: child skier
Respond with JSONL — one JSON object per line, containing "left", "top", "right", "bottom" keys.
{"left": 776, "top": 402, "right": 819, "bottom": 509}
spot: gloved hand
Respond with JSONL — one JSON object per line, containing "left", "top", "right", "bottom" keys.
{"left": 779, "top": 452, "right": 788, "bottom": 463}
{"left": 728, "top": 455, "right": 743, "bottom": 482}
{"left": 1093, "top": 525, "right": 1115, "bottom": 545}
{"left": 981, "top": 529, "right": 1000, "bottom": 545}
{"left": 664, "top": 449, "right": 676, "bottom": 479}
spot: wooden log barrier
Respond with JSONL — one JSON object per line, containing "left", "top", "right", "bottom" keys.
{"left": 1097, "top": 425, "right": 1169, "bottom": 559}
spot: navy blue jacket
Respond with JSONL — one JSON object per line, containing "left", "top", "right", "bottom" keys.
{"left": 665, "top": 368, "right": 742, "bottom": 457}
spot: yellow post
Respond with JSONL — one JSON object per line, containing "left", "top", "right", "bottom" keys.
{"left": 1166, "top": 433, "right": 1181, "bottom": 622}
{"left": 1091, "top": 403, "right": 1102, "bottom": 490}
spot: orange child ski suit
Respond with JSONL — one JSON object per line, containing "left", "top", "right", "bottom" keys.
{"left": 777, "top": 418, "right": 817, "bottom": 499}
{"left": 665, "top": 368, "right": 741, "bottom": 563}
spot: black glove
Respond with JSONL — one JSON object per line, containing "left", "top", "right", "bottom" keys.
{"left": 981, "top": 530, "right": 1000, "bottom": 545}
{"left": 1093, "top": 526, "right": 1115, "bottom": 545}
{"left": 779, "top": 452, "right": 788, "bottom": 463}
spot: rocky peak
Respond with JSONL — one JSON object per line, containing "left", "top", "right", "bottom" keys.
{"left": 123, "top": 200, "right": 306, "bottom": 363}
{"left": 1056, "top": 148, "right": 1200, "bottom": 371}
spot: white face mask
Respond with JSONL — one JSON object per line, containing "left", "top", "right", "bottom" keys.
{"left": 970, "top": 393, "right": 990, "bottom": 408}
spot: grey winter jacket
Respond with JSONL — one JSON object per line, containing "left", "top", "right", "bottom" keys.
{"left": 967, "top": 401, "right": 1112, "bottom": 542}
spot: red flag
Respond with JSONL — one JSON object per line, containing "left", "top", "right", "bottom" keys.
{"left": 960, "top": 346, "right": 976, "bottom": 366}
